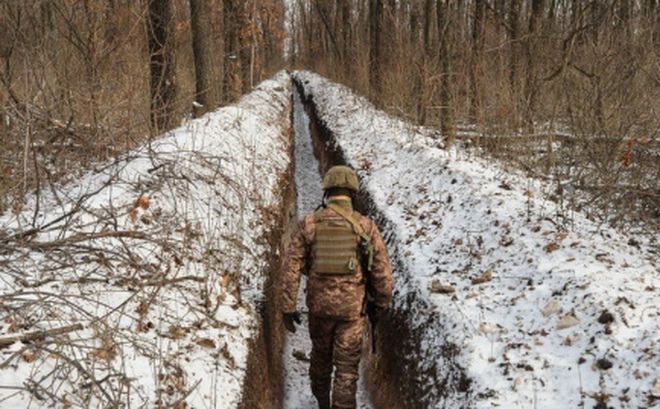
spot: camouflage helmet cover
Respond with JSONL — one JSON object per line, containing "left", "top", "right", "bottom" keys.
{"left": 322, "top": 165, "right": 360, "bottom": 192}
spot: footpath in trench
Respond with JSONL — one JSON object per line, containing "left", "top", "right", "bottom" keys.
{"left": 282, "top": 88, "right": 374, "bottom": 408}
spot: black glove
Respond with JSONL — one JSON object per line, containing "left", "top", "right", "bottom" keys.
{"left": 283, "top": 312, "right": 302, "bottom": 333}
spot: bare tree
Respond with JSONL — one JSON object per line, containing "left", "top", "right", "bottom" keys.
{"left": 436, "top": 0, "right": 455, "bottom": 146}
{"left": 147, "top": 0, "right": 177, "bottom": 133}
{"left": 189, "top": 0, "right": 222, "bottom": 117}
{"left": 509, "top": 0, "right": 522, "bottom": 130}
{"left": 337, "top": 0, "right": 351, "bottom": 79}
{"left": 523, "top": 0, "right": 546, "bottom": 132}
{"left": 223, "top": 0, "right": 247, "bottom": 101}
{"left": 469, "top": 0, "right": 485, "bottom": 123}
{"left": 369, "top": 0, "right": 383, "bottom": 98}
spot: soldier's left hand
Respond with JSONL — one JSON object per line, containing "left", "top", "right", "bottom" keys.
{"left": 283, "top": 311, "right": 302, "bottom": 333}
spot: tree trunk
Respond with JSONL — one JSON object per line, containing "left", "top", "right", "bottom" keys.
{"left": 315, "top": 0, "right": 333, "bottom": 62}
{"left": 261, "top": 0, "right": 283, "bottom": 73}
{"left": 415, "top": 0, "right": 434, "bottom": 125}
{"left": 643, "top": 0, "right": 659, "bottom": 47}
{"left": 616, "top": 0, "right": 632, "bottom": 42}
{"left": 369, "top": 0, "right": 383, "bottom": 99}
{"left": 423, "top": 0, "right": 433, "bottom": 51}
{"left": 189, "top": 0, "right": 221, "bottom": 117}
{"left": 509, "top": 0, "right": 521, "bottom": 130}
{"left": 436, "top": 0, "right": 455, "bottom": 147}
{"left": 524, "top": 0, "right": 545, "bottom": 132}
{"left": 337, "top": 0, "right": 351, "bottom": 79}
{"left": 147, "top": 0, "right": 176, "bottom": 133}
{"left": 469, "top": 0, "right": 485, "bottom": 123}
{"left": 240, "top": 2, "right": 254, "bottom": 93}
{"left": 590, "top": 1, "right": 604, "bottom": 130}
{"left": 223, "top": 0, "right": 243, "bottom": 101}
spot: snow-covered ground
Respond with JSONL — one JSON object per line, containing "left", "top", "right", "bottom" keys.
{"left": 293, "top": 70, "right": 658, "bottom": 408}
{"left": 0, "top": 72, "right": 292, "bottom": 408}
{"left": 0, "top": 69, "right": 657, "bottom": 409}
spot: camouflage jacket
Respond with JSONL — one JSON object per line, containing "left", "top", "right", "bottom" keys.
{"left": 282, "top": 199, "right": 393, "bottom": 319}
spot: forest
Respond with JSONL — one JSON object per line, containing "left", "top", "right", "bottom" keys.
{"left": 0, "top": 0, "right": 658, "bottom": 232}
{"left": 0, "top": 2, "right": 657, "bottom": 408}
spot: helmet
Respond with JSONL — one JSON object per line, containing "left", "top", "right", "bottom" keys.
{"left": 322, "top": 165, "right": 360, "bottom": 192}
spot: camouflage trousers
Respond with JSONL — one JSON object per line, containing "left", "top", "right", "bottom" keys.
{"left": 308, "top": 315, "right": 366, "bottom": 409}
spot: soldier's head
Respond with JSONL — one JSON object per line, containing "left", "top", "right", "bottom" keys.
{"left": 322, "top": 165, "right": 359, "bottom": 198}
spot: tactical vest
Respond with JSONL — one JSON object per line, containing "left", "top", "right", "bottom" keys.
{"left": 312, "top": 209, "right": 362, "bottom": 275}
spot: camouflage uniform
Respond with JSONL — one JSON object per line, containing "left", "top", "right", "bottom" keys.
{"left": 282, "top": 198, "right": 393, "bottom": 409}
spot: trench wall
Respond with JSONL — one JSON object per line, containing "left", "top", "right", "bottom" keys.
{"left": 238, "top": 97, "right": 297, "bottom": 409}
{"left": 293, "top": 78, "right": 471, "bottom": 408}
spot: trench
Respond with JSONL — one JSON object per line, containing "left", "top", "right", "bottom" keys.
{"left": 280, "top": 84, "right": 375, "bottom": 408}
{"left": 287, "top": 80, "right": 408, "bottom": 409}
{"left": 277, "top": 82, "right": 410, "bottom": 408}
{"left": 289, "top": 77, "right": 472, "bottom": 409}
{"left": 240, "top": 76, "right": 471, "bottom": 408}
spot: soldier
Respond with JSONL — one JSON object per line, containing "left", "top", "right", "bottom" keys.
{"left": 281, "top": 165, "right": 394, "bottom": 409}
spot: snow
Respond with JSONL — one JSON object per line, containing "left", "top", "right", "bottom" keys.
{"left": 0, "top": 69, "right": 657, "bottom": 409}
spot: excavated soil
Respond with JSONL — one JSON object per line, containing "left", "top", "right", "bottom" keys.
{"left": 238, "top": 96, "right": 297, "bottom": 408}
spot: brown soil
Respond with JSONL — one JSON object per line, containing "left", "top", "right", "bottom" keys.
{"left": 238, "top": 99, "right": 297, "bottom": 409}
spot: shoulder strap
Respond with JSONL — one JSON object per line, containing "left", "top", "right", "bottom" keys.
{"left": 327, "top": 203, "right": 366, "bottom": 237}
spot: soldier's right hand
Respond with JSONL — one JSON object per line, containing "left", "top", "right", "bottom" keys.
{"left": 283, "top": 312, "right": 302, "bottom": 333}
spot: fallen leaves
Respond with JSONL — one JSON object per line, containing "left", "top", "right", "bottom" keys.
{"left": 472, "top": 270, "right": 493, "bottom": 285}
{"left": 542, "top": 300, "right": 561, "bottom": 317}
{"left": 544, "top": 242, "right": 560, "bottom": 253}
{"left": 595, "top": 253, "right": 615, "bottom": 265}
{"left": 196, "top": 338, "right": 216, "bottom": 349}
{"left": 90, "top": 347, "right": 117, "bottom": 361}
{"left": 137, "top": 195, "right": 150, "bottom": 210}
{"left": 557, "top": 314, "right": 580, "bottom": 330}
{"left": 168, "top": 325, "right": 187, "bottom": 339}
{"left": 22, "top": 350, "right": 38, "bottom": 363}
{"left": 430, "top": 279, "right": 455, "bottom": 294}
{"left": 90, "top": 338, "right": 117, "bottom": 361}
{"left": 479, "top": 322, "right": 496, "bottom": 335}
{"left": 499, "top": 236, "right": 515, "bottom": 247}
{"left": 159, "top": 362, "right": 187, "bottom": 397}
{"left": 129, "top": 194, "right": 153, "bottom": 223}
{"left": 4, "top": 318, "right": 19, "bottom": 334}
{"left": 652, "top": 379, "right": 660, "bottom": 397}
{"left": 543, "top": 231, "right": 570, "bottom": 253}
